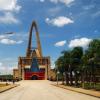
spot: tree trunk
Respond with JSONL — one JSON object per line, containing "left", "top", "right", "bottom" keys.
{"left": 62, "top": 74, "right": 64, "bottom": 85}
{"left": 82, "top": 69, "right": 85, "bottom": 88}
{"left": 65, "top": 71, "right": 69, "bottom": 85}
{"left": 69, "top": 64, "right": 73, "bottom": 86}
{"left": 75, "top": 71, "right": 78, "bottom": 87}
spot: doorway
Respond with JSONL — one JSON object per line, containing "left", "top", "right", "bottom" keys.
{"left": 31, "top": 75, "right": 38, "bottom": 80}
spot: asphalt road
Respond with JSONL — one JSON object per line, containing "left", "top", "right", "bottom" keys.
{"left": 0, "top": 80, "right": 99, "bottom": 100}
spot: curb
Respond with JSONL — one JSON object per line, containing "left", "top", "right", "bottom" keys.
{"left": 52, "top": 84, "right": 100, "bottom": 98}
{"left": 0, "top": 84, "right": 19, "bottom": 93}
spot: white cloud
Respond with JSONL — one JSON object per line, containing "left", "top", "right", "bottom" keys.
{"left": 45, "top": 16, "right": 74, "bottom": 27}
{"left": 0, "top": 0, "right": 21, "bottom": 12}
{"left": 68, "top": 37, "right": 92, "bottom": 48}
{"left": 51, "top": 60, "right": 55, "bottom": 68}
{"left": 38, "top": 0, "right": 75, "bottom": 6}
{"left": 48, "top": 7, "right": 62, "bottom": 16}
{"left": 40, "top": 0, "right": 45, "bottom": 2}
{"left": 55, "top": 40, "right": 66, "bottom": 47}
{"left": 0, "top": 35, "right": 8, "bottom": 39}
{"left": 0, "top": 39, "right": 23, "bottom": 45}
{"left": 83, "top": 5, "right": 94, "bottom": 10}
{"left": 0, "top": 62, "right": 5, "bottom": 73}
{"left": 0, "top": 12, "right": 19, "bottom": 24}
{"left": 0, "top": 62, "right": 3, "bottom": 66}
{"left": 92, "top": 11, "right": 100, "bottom": 18}
{"left": 50, "top": 0, "right": 74, "bottom": 5}
{"left": 0, "top": 61, "right": 17, "bottom": 74}
{"left": 0, "top": 34, "right": 14, "bottom": 39}
{"left": 0, "top": 0, "right": 21, "bottom": 25}
{"left": 0, "top": 34, "right": 23, "bottom": 45}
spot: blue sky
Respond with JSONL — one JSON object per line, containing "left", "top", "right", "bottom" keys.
{"left": 0, "top": 0, "right": 100, "bottom": 74}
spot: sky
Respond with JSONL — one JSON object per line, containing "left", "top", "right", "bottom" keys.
{"left": 0, "top": 0, "right": 100, "bottom": 74}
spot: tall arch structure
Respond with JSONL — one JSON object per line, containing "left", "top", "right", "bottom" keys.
{"left": 26, "top": 21, "right": 42, "bottom": 57}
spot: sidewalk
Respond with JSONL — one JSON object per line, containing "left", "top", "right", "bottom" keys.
{"left": 52, "top": 83, "right": 100, "bottom": 98}
{"left": 0, "top": 84, "right": 19, "bottom": 93}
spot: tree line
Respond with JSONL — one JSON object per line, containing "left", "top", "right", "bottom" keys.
{"left": 55, "top": 39, "right": 100, "bottom": 90}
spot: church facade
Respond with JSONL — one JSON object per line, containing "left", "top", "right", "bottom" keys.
{"left": 14, "top": 21, "right": 51, "bottom": 80}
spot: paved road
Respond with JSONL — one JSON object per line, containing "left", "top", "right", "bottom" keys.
{"left": 0, "top": 80, "right": 99, "bottom": 100}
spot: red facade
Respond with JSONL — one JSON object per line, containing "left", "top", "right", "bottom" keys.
{"left": 24, "top": 71, "right": 45, "bottom": 80}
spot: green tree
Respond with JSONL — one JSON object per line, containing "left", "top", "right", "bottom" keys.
{"left": 61, "top": 50, "right": 70, "bottom": 85}
{"left": 70, "top": 47, "right": 83, "bottom": 86}
{"left": 82, "top": 39, "right": 100, "bottom": 88}
{"left": 55, "top": 56, "right": 65, "bottom": 84}
{"left": 88, "top": 39, "right": 100, "bottom": 86}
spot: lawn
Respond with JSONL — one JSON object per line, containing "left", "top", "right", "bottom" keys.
{"left": 83, "top": 83, "right": 100, "bottom": 91}
{"left": 0, "top": 84, "right": 9, "bottom": 87}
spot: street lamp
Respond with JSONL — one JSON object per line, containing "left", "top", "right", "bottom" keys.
{"left": 5, "top": 66, "right": 8, "bottom": 85}
{"left": 57, "top": 70, "right": 60, "bottom": 85}
{"left": 63, "top": 72, "right": 66, "bottom": 84}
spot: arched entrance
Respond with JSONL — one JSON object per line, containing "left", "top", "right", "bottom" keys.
{"left": 31, "top": 75, "right": 38, "bottom": 80}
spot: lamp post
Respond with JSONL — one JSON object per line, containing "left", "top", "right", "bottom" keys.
{"left": 5, "top": 66, "right": 8, "bottom": 85}
{"left": 57, "top": 70, "right": 60, "bottom": 85}
{"left": 63, "top": 72, "right": 66, "bottom": 84}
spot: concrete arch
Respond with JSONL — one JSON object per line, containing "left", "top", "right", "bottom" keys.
{"left": 26, "top": 21, "right": 42, "bottom": 57}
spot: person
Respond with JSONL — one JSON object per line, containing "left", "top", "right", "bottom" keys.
{"left": 13, "top": 79, "right": 15, "bottom": 84}
{"left": 6, "top": 80, "right": 8, "bottom": 85}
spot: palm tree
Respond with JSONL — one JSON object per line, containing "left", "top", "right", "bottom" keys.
{"left": 81, "top": 39, "right": 100, "bottom": 88}
{"left": 70, "top": 47, "right": 83, "bottom": 86}
{"left": 61, "top": 50, "right": 70, "bottom": 85}
{"left": 55, "top": 56, "right": 65, "bottom": 84}
{"left": 88, "top": 39, "right": 100, "bottom": 86}
{"left": 55, "top": 39, "right": 100, "bottom": 89}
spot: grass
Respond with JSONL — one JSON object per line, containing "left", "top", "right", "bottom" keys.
{"left": 0, "top": 84, "right": 9, "bottom": 87}
{"left": 81, "top": 83, "right": 100, "bottom": 91}
{"left": 63, "top": 82, "right": 100, "bottom": 91}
